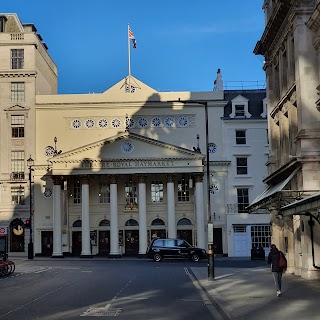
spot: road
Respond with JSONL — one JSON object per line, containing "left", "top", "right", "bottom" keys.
{"left": 0, "top": 259, "right": 221, "bottom": 320}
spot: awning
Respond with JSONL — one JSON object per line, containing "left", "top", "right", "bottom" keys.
{"left": 280, "top": 193, "right": 320, "bottom": 217}
{"left": 247, "top": 167, "right": 300, "bottom": 211}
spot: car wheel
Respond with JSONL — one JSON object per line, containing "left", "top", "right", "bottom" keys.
{"left": 191, "top": 253, "right": 200, "bottom": 262}
{"left": 153, "top": 253, "right": 162, "bottom": 262}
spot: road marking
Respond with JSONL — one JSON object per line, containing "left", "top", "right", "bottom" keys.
{"left": 81, "top": 279, "right": 132, "bottom": 317}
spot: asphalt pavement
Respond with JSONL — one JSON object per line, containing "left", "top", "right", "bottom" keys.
{"left": 7, "top": 256, "right": 320, "bottom": 320}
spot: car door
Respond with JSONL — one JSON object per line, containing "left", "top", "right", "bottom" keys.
{"left": 163, "top": 239, "right": 176, "bottom": 258}
{"left": 176, "top": 239, "right": 190, "bottom": 258}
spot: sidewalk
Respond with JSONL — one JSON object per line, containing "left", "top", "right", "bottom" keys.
{"left": 191, "top": 259, "right": 320, "bottom": 320}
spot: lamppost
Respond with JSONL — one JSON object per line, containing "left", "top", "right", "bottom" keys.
{"left": 167, "top": 99, "right": 215, "bottom": 280}
{"left": 27, "top": 156, "right": 34, "bottom": 260}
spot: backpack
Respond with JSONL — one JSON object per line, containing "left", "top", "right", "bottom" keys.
{"left": 279, "top": 251, "right": 287, "bottom": 270}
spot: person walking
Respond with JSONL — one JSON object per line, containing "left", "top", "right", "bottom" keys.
{"left": 268, "top": 244, "right": 287, "bottom": 297}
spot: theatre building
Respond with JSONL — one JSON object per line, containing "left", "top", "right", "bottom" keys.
{"left": 0, "top": 13, "right": 269, "bottom": 258}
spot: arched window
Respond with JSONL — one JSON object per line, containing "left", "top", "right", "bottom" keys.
{"left": 177, "top": 218, "right": 192, "bottom": 226}
{"left": 73, "top": 220, "right": 82, "bottom": 227}
{"left": 125, "top": 219, "right": 139, "bottom": 226}
{"left": 99, "top": 219, "right": 110, "bottom": 226}
{"left": 151, "top": 218, "right": 165, "bottom": 226}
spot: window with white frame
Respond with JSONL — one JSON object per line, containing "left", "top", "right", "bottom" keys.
{"left": 11, "top": 186, "right": 25, "bottom": 205}
{"left": 236, "top": 130, "right": 246, "bottom": 144}
{"left": 237, "top": 188, "right": 249, "bottom": 213}
{"left": 251, "top": 225, "right": 271, "bottom": 249}
{"left": 11, "top": 115, "right": 25, "bottom": 138}
{"left": 125, "top": 181, "right": 137, "bottom": 206}
{"left": 11, "top": 49, "right": 24, "bottom": 69}
{"left": 151, "top": 181, "right": 163, "bottom": 203}
{"left": 11, "top": 82, "right": 25, "bottom": 102}
{"left": 230, "top": 95, "right": 251, "bottom": 118}
{"left": 11, "top": 151, "right": 24, "bottom": 175}
{"left": 236, "top": 157, "right": 248, "bottom": 175}
{"left": 73, "top": 180, "right": 81, "bottom": 204}
{"left": 178, "top": 179, "right": 189, "bottom": 202}
{"left": 99, "top": 181, "right": 110, "bottom": 204}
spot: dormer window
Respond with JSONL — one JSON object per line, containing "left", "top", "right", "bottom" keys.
{"left": 230, "top": 95, "right": 251, "bottom": 118}
{"left": 235, "top": 105, "right": 245, "bottom": 117}
{"left": 0, "top": 16, "right": 7, "bottom": 32}
{"left": 260, "top": 97, "right": 267, "bottom": 117}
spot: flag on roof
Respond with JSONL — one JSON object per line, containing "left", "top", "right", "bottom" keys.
{"left": 128, "top": 25, "right": 137, "bottom": 49}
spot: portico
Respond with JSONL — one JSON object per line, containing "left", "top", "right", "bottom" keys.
{"left": 48, "top": 131, "right": 205, "bottom": 257}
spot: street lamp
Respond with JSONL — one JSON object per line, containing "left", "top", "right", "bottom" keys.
{"left": 167, "top": 99, "right": 215, "bottom": 280}
{"left": 27, "top": 156, "right": 34, "bottom": 260}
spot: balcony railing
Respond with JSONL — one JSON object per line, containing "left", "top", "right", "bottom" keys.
{"left": 10, "top": 172, "right": 25, "bottom": 180}
{"left": 11, "top": 33, "right": 24, "bottom": 40}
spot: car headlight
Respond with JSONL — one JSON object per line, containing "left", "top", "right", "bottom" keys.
{"left": 202, "top": 250, "right": 206, "bottom": 254}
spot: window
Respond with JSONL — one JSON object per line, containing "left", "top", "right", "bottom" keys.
{"left": 236, "top": 157, "right": 248, "bottom": 175}
{"left": 11, "top": 49, "right": 24, "bottom": 69}
{"left": 178, "top": 179, "right": 189, "bottom": 202}
{"left": 125, "top": 182, "right": 137, "bottom": 206}
{"left": 11, "top": 115, "right": 25, "bottom": 138}
{"left": 11, "top": 151, "right": 24, "bottom": 175}
{"left": 235, "top": 105, "right": 245, "bottom": 117}
{"left": 73, "top": 180, "right": 81, "bottom": 204}
{"left": 251, "top": 225, "right": 271, "bottom": 249}
{"left": 0, "top": 16, "right": 6, "bottom": 32}
{"left": 236, "top": 130, "right": 246, "bottom": 144}
{"left": 237, "top": 188, "right": 249, "bottom": 213}
{"left": 11, "top": 186, "right": 25, "bottom": 205}
{"left": 151, "top": 181, "right": 163, "bottom": 202}
{"left": 99, "top": 181, "right": 110, "bottom": 204}
{"left": 230, "top": 95, "right": 251, "bottom": 118}
{"left": 11, "top": 82, "right": 25, "bottom": 102}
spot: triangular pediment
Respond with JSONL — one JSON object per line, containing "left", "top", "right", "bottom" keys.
{"left": 49, "top": 131, "right": 204, "bottom": 175}
{"left": 101, "top": 76, "right": 158, "bottom": 101}
{"left": 5, "top": 104, "right": 29, "bottom": 112}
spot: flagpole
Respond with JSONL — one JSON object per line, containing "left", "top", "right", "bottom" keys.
{"left": 128, "top": 24, "right": 131, "bottom": 92}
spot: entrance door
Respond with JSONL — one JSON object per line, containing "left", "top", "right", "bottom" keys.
{"left": 213, "top": 228, "right": 223, "bottom": 254}
{"left": 72, "top": 231, "right": 82, "bottom": 256}
{"left": 41, "top": 231, "right": 53, "bottom": 256}
{"left": 234, "top": 233, "right": 248, "bottom": 256}
{"left": 177, "top": 230, "right": 193, "bottom": 245}
{"left": 98, "top": 231, "right": 110, "bottom": 255}
{"left": 125, "top": 230, "right": 139, "bottom": 255}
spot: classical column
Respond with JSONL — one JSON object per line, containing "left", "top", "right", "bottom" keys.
{"left": 167, "top": 173, "right": 176, "bottom": 238}
{"left": 138, "top": 175, "right": 147, "bottom": 256}
{"left": 52, "top": 175, "right": 63, "bottom": 258}
{"left": 80, "top": 176, "right": 91, "bottom": 257}
{"left": 195, "top": 173, "right": 205, "bottom": 249}
{"left": 109, "top": 175, "right": 120, "bottom": 257}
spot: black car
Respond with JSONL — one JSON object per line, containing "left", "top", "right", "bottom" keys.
{"left": 146, "top": 238, "right": 207, "bottom": 262}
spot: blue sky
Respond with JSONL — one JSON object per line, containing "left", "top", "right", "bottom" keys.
{"left": 2, "top": 1, "right": 266, "bottom": 94}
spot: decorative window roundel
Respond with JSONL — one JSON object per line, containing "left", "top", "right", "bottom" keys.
{"left": 44, "top": 146, "right": 55, "bottom": 157}
{"left": 138, "top": 117, "right": 148, "bottom": 128}
{"left": 98, "top": 118, "right": 108, "bottom": 128}
{"left": 164, "top": 116, "right": 175, "bottom": 127}
{"left": 43, "top": 188, "right": 53, "bottom": 198}
{"left": 151, "top": 117, "right": 161, "bottom": 127}
{"left": 71, "top": 119, "right": 82, "bottom": 129}
{"left": 112, "top": 118, "right": 121, "bottom": 128}
{"left": 85, "top": 119, "right": 95, "bottom": 129}
{"left": 121, "top": 140, "right": 134, "bottom": 154}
